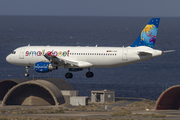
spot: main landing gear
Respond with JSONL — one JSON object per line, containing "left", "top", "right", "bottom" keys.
{"left": 65, "top": 68, "right": 94, "bottom": 79}
{"left": 86, "top": 68, "right": 94, "bottom": 78}
{"left": 65, "top": 72, "right": 73, "bottom": 79}
{"left": 86, "top": 72, "right": 94, "bottom": 78}
{"left": 25, "top": 66, "right": 30, "bottom": 77}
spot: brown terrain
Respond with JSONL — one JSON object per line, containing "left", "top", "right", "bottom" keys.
{"left": 0, "top": 99, "right": 180, "bottom": 120}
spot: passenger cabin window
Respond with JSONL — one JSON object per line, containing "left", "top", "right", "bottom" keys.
{"left": 70, "top": 52, "right": 117, "bottom": 56}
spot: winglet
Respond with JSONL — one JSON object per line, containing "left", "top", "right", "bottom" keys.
{"left": 130, "top": 18, "right": 160, "bottom": 49}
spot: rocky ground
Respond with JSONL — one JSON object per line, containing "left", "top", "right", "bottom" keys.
{"left": 0, "top": 99, "right": 179, "bottom": 120}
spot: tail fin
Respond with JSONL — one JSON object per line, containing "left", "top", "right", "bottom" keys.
{"left": 130, "top": 18, "right": 160, "bottom": 48}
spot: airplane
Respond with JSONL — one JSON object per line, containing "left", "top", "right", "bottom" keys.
{"left": 6, "top": 18, "right": 173, "bottom": 79}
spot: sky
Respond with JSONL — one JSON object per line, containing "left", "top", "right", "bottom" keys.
{"left": 0, "top": 0, "right": 179, "bottom": 17}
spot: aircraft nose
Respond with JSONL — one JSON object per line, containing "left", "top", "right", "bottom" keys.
{"left": 6, "top": 54, "right": 11, "bottom": 63}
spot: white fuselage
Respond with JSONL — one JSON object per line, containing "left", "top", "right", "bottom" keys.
{"left": 6, "top": 46, "right": 163, "bottom": 69}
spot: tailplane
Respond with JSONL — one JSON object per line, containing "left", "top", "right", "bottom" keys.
{"left": 130, "top": 18, "right": 160, "bottom": 48}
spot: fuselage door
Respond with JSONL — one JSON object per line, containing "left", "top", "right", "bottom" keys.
{"left": 19, "top": 48, "right": 25, "bottom": 59}
{"left": 122, "top": 49, "right": 128, "bottom": 61}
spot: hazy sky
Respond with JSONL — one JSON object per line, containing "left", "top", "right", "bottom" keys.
{"left": 0, "top": 0, "right": 179, "bottom": 17}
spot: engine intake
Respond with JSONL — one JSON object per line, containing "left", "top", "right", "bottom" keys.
{"left": 34, "top": 62, "right": 58, "bottom": 73}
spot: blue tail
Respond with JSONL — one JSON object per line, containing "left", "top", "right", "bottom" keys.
{"left": 130, "top": 18, "right": 160, "bottom": 49}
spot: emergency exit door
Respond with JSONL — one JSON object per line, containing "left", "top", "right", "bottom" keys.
{"left": 122, "top": 49, "right": 128, "bottom": 60}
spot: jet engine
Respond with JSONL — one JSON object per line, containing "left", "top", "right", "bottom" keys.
{"left": 34, "top": 62, "right": 58, "bottom": 73}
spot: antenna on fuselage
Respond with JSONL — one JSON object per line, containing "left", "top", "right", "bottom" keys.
{"left": 95, "top": 44, "right": 98, "bottom": 47}
{"left": 28, "top": 44, "right": 30, "bottom": 46}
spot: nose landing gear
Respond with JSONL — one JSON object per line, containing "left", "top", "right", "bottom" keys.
{"left": 25, "top": 66, "right": 30, "bottom": 77}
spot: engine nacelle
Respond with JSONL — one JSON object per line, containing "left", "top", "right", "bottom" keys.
{"left": 34, "top": 62, "right": 58, "bottom": 73}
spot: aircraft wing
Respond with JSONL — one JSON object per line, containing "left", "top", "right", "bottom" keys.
{"left": 44, "top": 54, "right": 93, "bottom": 68}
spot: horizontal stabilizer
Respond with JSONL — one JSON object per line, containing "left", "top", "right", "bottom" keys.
{"left": 138, "top": 51, "right": 152, "bottom": 56}
{"left": 162, "top": 50, "right": 175, "bottom": 55}
{"left": 163, "top": 50, "right": 175, "bottom": 53}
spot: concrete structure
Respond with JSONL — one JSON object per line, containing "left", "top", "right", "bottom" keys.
{"left": 91, "top": 90, "right": 115, "bottom": 103}
{"left": 70, "top": 96, "right": 88, "bottom": 106}
{"left": 61, "top": 90, "right": 79, "bottom": 102}
{"left": 0, "top": 78, "right": 74, "bottom": 106}
{"left": 156, "top": 85, "right": 180, "bottom": 110}
{"left": 0, "top": 79, "right": 27, "bottom": 100}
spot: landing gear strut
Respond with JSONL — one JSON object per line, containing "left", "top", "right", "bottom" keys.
{"left": 86, "top": 68, "right": 94, "bottom": 78}
{"left": 65, "top": 72, "right": 73, "bottom": 79}
{"left": 25, "top": 66, "right": 30, "bottom": 77}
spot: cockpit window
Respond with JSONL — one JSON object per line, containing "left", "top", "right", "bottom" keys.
{"left": 12, "top": 51, "right": 16, "bottom": 54}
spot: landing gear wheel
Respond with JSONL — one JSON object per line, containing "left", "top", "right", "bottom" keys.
{"left": 65, "top": 72, "right": 73, "bottom": 79}
{"left": 86, "top": 72, "right": 94, "bottom": 78}
{"left": 25, "top": 73, "right": 29, "bottom": 77}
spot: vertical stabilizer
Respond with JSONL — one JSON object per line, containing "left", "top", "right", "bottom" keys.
{"left": 130, "top": 18, "right": 160, "bottom": 48}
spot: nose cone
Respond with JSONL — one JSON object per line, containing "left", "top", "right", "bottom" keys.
{"left": 6, "top": 54, "right": 11, "bottom": 63}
